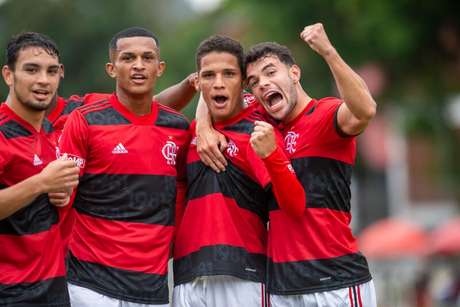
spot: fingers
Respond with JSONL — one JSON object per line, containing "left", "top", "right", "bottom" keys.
{"left": 48, "top": 192, "right": 70, "bottom": 207}
{"left": 196, "top": 138, "right": 227, "bottom": 173}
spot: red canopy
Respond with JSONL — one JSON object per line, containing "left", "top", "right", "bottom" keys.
{"left": 428, "top": 217, "right": 460, "bottom": 256}
{"left": 358, "top": 218, "right": 428, "bottom": 259}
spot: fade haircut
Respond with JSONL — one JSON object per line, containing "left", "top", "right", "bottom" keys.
{"left": 5, "top": 32, "right": 60, "bottom": 70}
{"left": 196, "top": 35, "right": 245, "bottom": 78}
{"left": 245, "top": 42, "right": 296, "bottom": 68}
{"left": 109, "top": 27, "right": 159, "bottom": 60}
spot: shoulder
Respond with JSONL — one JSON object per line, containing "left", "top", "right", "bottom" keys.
{"left": 156, "top": 103, "right": 190, "bottom": 130}
{"left": 0, "top": 108, "right": 31, "bottom": 140}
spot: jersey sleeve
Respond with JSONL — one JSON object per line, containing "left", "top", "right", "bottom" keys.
{"left": 261, "top": 132, "right": 306, "bottom": 218}
{"left": 58, "top": 109, "right": 89, "bottom": 175}
{"left": 0, "top": 136, "right": 9, "bottom": 178}
{"left": 313, "top": 97, "right": 357, "bottom": 145}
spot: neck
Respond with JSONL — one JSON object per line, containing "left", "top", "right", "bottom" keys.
{"left": 6, "top": 95, "right": 45, "bottom": 131}
{"left": 283, "top": 84, "right": 311, "bottom": 124}
{"left": 116, "top": 88, "right": 154, "bottom": 115}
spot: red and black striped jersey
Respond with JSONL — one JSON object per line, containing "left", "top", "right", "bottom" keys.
{"left": 0, "top": 103, "right": 70, "bottom": 306}
{"left": 59, "top": 93, "right": 190, "bottom": 304}
{"left": 174, "top": 103, "right": 275, "bottom": 285}
{"left": 268, "top": 97, "right": 371, "bottom": 295}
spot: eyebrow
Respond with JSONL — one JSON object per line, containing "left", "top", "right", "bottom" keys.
{"left": 22, "top": 63, "right": 60, "bottom": 69}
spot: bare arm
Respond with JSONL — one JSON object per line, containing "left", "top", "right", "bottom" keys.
{"left": 301, "top": 23, "right": 377, "bottom": 135}
{"left": 0, "top": 159, "right": 79, "bottom": 220}
{"left": 155, "top": 73, "right": 198, "bottom": 111}
{"left": 195, "top": 92, "right": 228, "bottom": 172}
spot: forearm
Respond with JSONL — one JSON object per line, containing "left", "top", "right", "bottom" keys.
{"left": 324, "top": 49, "right": 376, "bottom": 121}
{"left": 155, "top": 76, "right": 197, "bottom": 111}
{"left": 195, "top": 92, "right": 213, "bottom": 128}
{"left": 263, "top": 147, "right": 305, "bottom": 218}
{"left": 0, "top": 174, "right": 44, "bottom": 220}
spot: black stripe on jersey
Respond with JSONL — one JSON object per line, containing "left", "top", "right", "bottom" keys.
{"left": 74, "top": 173, "right": 176, "bottom": 225}
{"left": 67, "top": 251, "right": 168, "bottom": 304}
{"left": 155, "top": 109, "right": 189, "bottom": 130}
{"left": 0, "top": 192, "right": 58, "bottom": 235}
{"left": 186, "top": 161, "right": 269, "bottom": 223}
{"left": 84, "top": 107, "right": 131, "bottom": 126}
{"left": 42, "top": 118, "right": 54, "bottom": 133}
{"left": 174, "top": 244, "right": 266, "bottom": 285}
{"left": 61, "top": 99, "right": 84, "bottom": 115}
{"left": 0, "top": 120, "right": 31, "bottom": 139}
{"left": 267, "top": 252, "right": 371, "bottom": 295}
{"left": 0, "top": 276, "right": 69, "bottom": 306}
{"left": 223, "top": 119, "right": 255, "bottom": 135}
{"left": 268, "top": 156, "right": 352, "bottom": 212}
{"left": 78, "top": 99, "right": 110, "bottom": 113}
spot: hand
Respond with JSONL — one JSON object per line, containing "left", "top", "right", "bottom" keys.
{"left": 196, "top": 123, "right": 228, "bottom": 173}
{"left": 48, "top": 188, "right": 72, "bottom": 207}
{"left": 187, "top": 72, "right": 198, "bottom": 90}
{"left": 250, "top": 121, "right": 277, "bottom": 158}
{"left": 300, "top": 23, "right": 336, "bottom": 58}
{"left": 39, "top": 157, "right": 79, "bottom": 193}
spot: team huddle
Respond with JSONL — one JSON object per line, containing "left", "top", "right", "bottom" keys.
{"left": 0, "top": 24, "right": 377, "bottom": 307}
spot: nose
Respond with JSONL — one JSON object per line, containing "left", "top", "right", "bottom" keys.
{"left": 213, "top": 73, "right": 224, "bottom": 88}
{"left": 133, "top": 57, "right": 145, "bottom": 70}
{"left": 36, "top": 70, "right": 50, "bottom": 85}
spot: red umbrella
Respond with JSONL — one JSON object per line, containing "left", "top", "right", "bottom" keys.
{"left": 358, "top": 218, "right": 428, "bottom": 259}
{"left": 428, "top": 217, "right": 460, "bottom": 256}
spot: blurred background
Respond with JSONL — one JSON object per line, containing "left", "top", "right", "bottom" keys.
{"left": 1, "top": 0, "right": 459, "bottom": 305}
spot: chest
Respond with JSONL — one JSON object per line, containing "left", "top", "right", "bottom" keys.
{"left": 84, "top": 124, "right": 188, "bottom": 175}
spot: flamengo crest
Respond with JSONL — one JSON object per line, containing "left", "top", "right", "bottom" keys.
{"left": 162, "top": 140, "right": 178, "bottom": 165}
{"left": 284, "top": 131, "right": 299, "bottom": 154}
{"left": 226, "top": 140, "right": 239, "bottom": 157}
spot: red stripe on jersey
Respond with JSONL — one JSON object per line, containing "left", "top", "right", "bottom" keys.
{"left": 70, "top": 213, "right": 173, "bottom": 275}
{"left": 174, "top": 194, "right": 267, "bottom": 259}
{"left": 268, "top": 208, "right": 358, "bottom": 262}
{"left": 357, "top": 284, "right": 363, "bottom": 307}
{"left": 349, "top": 287, "right": 354, "bottom": 307}
{"left": 0, "top": 225, "right": 65, "bottom": 284}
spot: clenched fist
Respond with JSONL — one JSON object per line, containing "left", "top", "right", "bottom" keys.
{"left": 250, "top": 121, "right": 277, "bottom": 159}
{"left": 300, "top": 23, "right": 336, "bottom": 58}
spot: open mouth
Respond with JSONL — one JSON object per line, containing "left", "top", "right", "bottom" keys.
{"left": 264, "top": 91, "right": 283, "bottom": 107}
{"left": 212, "top": 95, "right": 228, "bottom": 105}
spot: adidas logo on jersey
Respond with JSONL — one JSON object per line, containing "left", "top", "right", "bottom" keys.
{"left": 33, "top": 154, "right": 43, "bottom": 166}
{"left": 112, "top": 143, "right": 128, "bottom": 154}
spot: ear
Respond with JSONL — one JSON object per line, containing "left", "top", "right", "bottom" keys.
{"left": 105, "top": 62, "right": 116, "bottom": 79}
{"left": 2, "top": 65, "right": 13, "bottom": 87}
{"left": 194, "top": 73, "right": 200, "bottom": 91}
{"left": 59, "top": 64, "right": 65, "bottom": 79}
{"left": 156, "top": 61, "right": 166, "bottom": 77}
{"left": 289, "top": 64, "right": 301, "bottom": 83}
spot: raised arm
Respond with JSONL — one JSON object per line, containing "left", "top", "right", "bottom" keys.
{"left": 300, "top": 23, "right": 376, "bottom": 135}
{"left": 155, "top": 73, "right": 198, "bottom": 111}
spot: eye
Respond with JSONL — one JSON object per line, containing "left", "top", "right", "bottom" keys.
{"left": 248, "top": 79, "right": 258, "bottom": 89}
{"left": 25, "top": 67, "right": 38, "bottom": 73}
{"left": 201, "top": 72, "right": 214, "bottom": 79}
{"left": 224, "top": 71, "right": 236, "bottom": 77}
{"left": 121, "top": 54, "right": 134, "bottom": 61}
{"left": 48, "top": 67, "right": 59, "bottom": 75}
{"left": 267, "top": 69, "right": 276, "bottom": 76}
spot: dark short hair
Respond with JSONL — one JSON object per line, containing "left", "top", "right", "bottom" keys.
{"left": 196, "top": 35, "right": 245, "bottom": 78}
{"left": 109, "top": 27, "right": 159, "bottom": 59}
{"left": 245, "top": 42, "right": 296, "bottom": 68}
{"left": 5, "top": 32, "right": 60, "bottom": 70}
